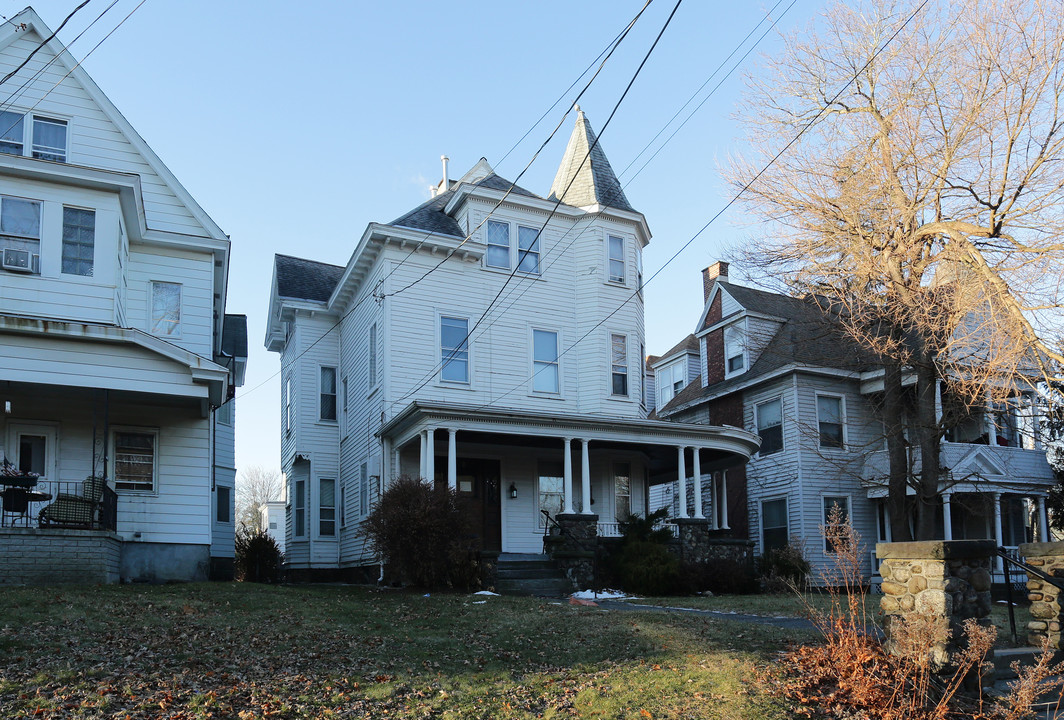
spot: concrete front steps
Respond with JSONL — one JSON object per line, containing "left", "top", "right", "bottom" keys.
{"left": 494, "top": 553, "right": 575, "bottom": 597}
{"left": 989, "top": 647, "right": 1064, "bottom": 718}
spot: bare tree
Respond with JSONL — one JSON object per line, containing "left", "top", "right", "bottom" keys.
{"left": 236, "top": 465, "right": 283, "bottom": 532}
{"left": 727, "top": 0, "right": 1064, "bottom": 539}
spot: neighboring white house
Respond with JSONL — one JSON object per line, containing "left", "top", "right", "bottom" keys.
{"left": 259, "top": 500, "right": 286, "bottom": 556}
{"left": 266, "top": 109, "right": 759, "bottom": 577}
{"left": 0, "top": 8, "right": 246, "bottom": 583}
{"left": 656, "top": 262, "right": 1055, "bottom": 580}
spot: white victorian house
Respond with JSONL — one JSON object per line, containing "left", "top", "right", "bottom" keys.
{"left": 266, "top": 110, "right": 758, "bottom": 578}
{"left": 0, "top": 8, "right": 246, "bottom": 584}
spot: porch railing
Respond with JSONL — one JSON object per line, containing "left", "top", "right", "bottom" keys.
{"left": 596, "top": 521, "right": 679, "bottom": 538}
{"left": 0, "top": 479, "right": 117, "bottom": 531}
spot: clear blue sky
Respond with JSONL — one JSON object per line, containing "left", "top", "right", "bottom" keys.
{"left": 20, "top": 0, "right": 812, "bottom": 479}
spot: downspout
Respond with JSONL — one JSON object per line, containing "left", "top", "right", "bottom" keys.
{"left": 792, "top": 374, "right": 805, "bottom": 544}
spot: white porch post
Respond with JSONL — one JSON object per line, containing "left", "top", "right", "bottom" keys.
{"left": 447, "top": 428, "right": 457, "bottom": 490}
{"left": 942, "top": 492, "right": 953, "bottom": 541}
{"left": 563, "top": 437, "right": 574, "bottom": 514}
{"left": 721, "top": 470, "right": 730, "bottom": 530}
{"left": 993, "top": 492, "right": 1004, "bottom": 572}
{"left": 934, "top": 379, "right": 943, "bottom": 425}
{"left": 692, "top": 447, "right": 704, "bottom": 519}
{"left": 987, "top": 393, "right": 998, "bottom": 446}
{"left": 1031, "top": 394, "right": 1043, "bottom": 450}
{"left": 419, "top": 430, "right": 427, "bottom": 480}
{"left": 580, "top": 439, "right": 592, "bottom": 515}
{"left": 676, "top": 446, "right": 688, "bottom": 519}
{"left": 709, "top": 473, "right": 718, "bottom": 530}
{"left": 1038, "top": 495, "right": 1050, "bottom": 542}
{"left": 425, "top": 428, "right": 435, "bottom": 484}
{"left": 394, "top": 446, "right": 401, "bottom": 480}
{"left": 381, "top": 437, "right": 392, "bottom": 486}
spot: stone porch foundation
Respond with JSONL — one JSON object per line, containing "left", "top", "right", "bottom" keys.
{"left": 1018, "top": 542, "right": 1064, "bottom": 649}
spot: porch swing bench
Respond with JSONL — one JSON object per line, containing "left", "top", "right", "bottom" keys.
{"left": 38, "top": 476, "right": 106, "bottom": 528}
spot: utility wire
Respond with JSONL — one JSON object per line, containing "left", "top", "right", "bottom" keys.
{"left": 466, "top": 0, "right": 931, "bottom": 413}
{"left": 238, "top": 1, "right": 655, "bottom": 401}
{"left": 387, "top": 0, "right": 685, "bottom": 411}
{"left": 0, "top": 0, "right": 91, "bottom": 87}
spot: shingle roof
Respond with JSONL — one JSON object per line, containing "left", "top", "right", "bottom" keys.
{"left": 389, "top": 172, "right": 542, "bottom": 238}
{"left": 718, "top": 281, "right": 807, "bottom": 321}
{"left": 275, "top": 254, "right": 345, "bottom": 303}
{"left": 221, "top": 314, "right": 248, "bottom": 358}
{"left": 656, "top": 334, "right": 698, "bottom": 363}
{"left": 547, "top": 107, "right": 635, "bottom": 213}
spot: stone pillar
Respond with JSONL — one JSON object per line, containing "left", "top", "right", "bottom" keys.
{"left": 676, "top": 447, "right": 688, "bottom": 519}
{"left": 447, "top": 429, "right": 457, "bottom": 491}
{"left": 544, "top": 512, "right": 598, "bottom": 590}
{"left": 425, "top": 428, "right": 435, "bottom": 484}
{"left": 1020, "top": 542, "right": 1064, "bottom": 649}
{"left": 942, "top": 493, "right": 953, "bottom": 542}
{"left": 877, "top": 541, "right": 995, "bottom": 669}
{"left": 692, "top": 447, "right": 704, "bottom": 519}
{"left": 580, "top": 439, "right": 592, "bottom": 515}
{"left": 563, "top": 437, "right": 574, "bottom": 515}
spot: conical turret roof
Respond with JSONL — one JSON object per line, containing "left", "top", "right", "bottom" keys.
{"left": 548, "top": 106, "right": 635, "bottom": 212}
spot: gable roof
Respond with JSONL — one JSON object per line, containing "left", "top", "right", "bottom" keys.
{"left": 547, "top": 107, "right": 635, "bottom": 213}
{"left": 275, "top": 254, "right": 345, "bottom": 302}
{"left": 390, "top": 170, "right": 541, "bottom": 238}
{"left": 655, "top": 334, "right": 699, "bottom": 365}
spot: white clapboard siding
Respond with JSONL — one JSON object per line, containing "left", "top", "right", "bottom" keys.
{"left": 126, "top": 247, "right": 215, "bottom": 357}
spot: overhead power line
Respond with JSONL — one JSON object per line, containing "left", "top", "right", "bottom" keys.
{"left": 0, "top": 0, "right": 92, "bottom": 87}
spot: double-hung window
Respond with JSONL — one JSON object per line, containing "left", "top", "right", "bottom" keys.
{"left": 657, "top": 362, "right": 685, "bottom": 407}
{"left": 0, "top": 111, "right": 68, "bottom": 162}
{"left": 320, "top": 367, "right": 337, "bottom": 421}
{"left": 368, "top": 322, "right": 378, "bottom": 388}
{"left": 762, "top": 498, "right": 788, "bottom": 553}
{"left": 538, "top": 462, "right": 564, "bottom": 526}
{"left": 216, "top": 485, "right": 231, "bottom": 523}
{"left": 113, "top": 430, "right": 156, "bottom": 492}
{"left": 486, "top": 220, "right": 510, "bottom": 269}
{"left": 319, "top": 478, "right": 336, "bottom": 536}
{"left": 724, "top": 323, "right": 745, "bottom": 374}
{"left": 150, "top": 282, "right": 181, "bottom": 337}
{"left": 62, "top": 207, "right": 95, "bottom": 276}
{"left": 607, "top": 235, "right": 625, "bottom": 283}
{"left": 822, "top": 495, "right": 850, "bottom": 552}
{"left": 0, "top": 196, "right": 41, "bottom": 273}
{"left": 294, "top": 480, "right": 306, "bottom": 537}
{"left": 517, "top": 226, "right": 540, "bottom": 274}
{"left": 532, "top": 329, "right": 559, "bottom": 393}
{"left": 614, "top": 463, "right": 631, "bottom": 522}
{"left": 283, "top": 376, "right": 292, "bottom": 435}
{"left": 610, "top": 333, "right": 628, "bottom": 396}
{"left": 817, "top": 395, "right": 845, "bottom": 449}
{"left": 756, "top": 398, "right": 783, "bottom": 455}
{"left": 440, "top": 316, "right": 469, "bottom": 383}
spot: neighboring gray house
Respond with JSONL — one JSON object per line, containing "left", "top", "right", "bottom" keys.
{"left": 0, "top": 8, "right": 246, "bottom": 584}
{"left": 655, "top": 262, "right": 1054, "bottom": 580}
{"left": 265, "top": 110, "right": 759, "bottom": 578}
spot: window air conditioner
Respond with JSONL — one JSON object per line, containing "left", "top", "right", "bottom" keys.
{"left": 1, "top": 247, "right": 35, "bottom": 273}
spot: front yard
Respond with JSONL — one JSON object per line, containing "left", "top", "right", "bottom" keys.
{"left": 0, "top": 583, "right": 814, "bottom": 719}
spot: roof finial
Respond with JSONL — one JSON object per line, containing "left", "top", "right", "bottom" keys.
{"left": 574, "top": 103, "right": 584, "bottom": 118}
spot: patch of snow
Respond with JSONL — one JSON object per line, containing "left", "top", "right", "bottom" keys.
{"left": 471, "top": 601, "right": 487, "bottom": 605}
{"left": 473, "top": 591, "right": 499, "bottom": 596}
{"left": 571, "top": 589, "right": 638, "bottom": 601}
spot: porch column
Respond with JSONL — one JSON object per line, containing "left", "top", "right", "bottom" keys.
{"left": 691, "top": 447, "right": 704, "bottom": 519}
{"left": 709, "top": 472, "right": 718, "bottom": 530}
{"left": 987, "top": 392, "right": 998, "bottom": 446}
{"left": 676, "top": 446, "right": 688, "bottom": 519}
{"left": 381, "top": 437, "right": 392, "bottom": 486}
{"left": 1031, "top": 393, "right": 1043, "bottom": 450}
{"left": 563, "top": 437, "right": 574, "bottom": 514}
{"left": 393, "top": 446, "right": 401, "bottom": 480}
{"left": 419, "top": 430, "right": 427, "bottom": 480}
{"left": 934, "top": 378, "right": 943, "bottom": 424}
{"left": 721, "top": 470, "right": 730, "bottom": 530}
{"left": 447, "top": 428, "right": 457, "bottom": 491}
{"left": 425, "top": 428, "right": 435, "bottom": 484}
{"left": 942, "top": 492, "right": 953, "bottom": 541}
{"left": 993, "top": 492, "right": 1004, "bottom": 572}
{"left": 580, "top": 438, "right": 592, "bottom": 515}
{"left": 1038, "top": 495, "right": 1050, "bottom": 542}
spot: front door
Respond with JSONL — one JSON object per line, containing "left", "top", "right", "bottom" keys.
{"left": 439, "top": 457, "right": 502, "bottom": 552}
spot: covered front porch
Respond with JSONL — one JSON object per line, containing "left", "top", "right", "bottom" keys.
{"left": 379, "top": 401, "right": 760, "bottom": 555}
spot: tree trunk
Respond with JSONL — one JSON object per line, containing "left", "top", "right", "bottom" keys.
{"left": 884, "top": 359, "right": 913, "bottom": 541}
{"left": 914, "top": 351, "right": 942, "bottom": 540}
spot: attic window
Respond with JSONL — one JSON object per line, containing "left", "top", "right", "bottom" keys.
{"left": 0, "top": 111, "right": 67, "bottom": 162}
{"left": 724, "top": 323, "right": 745, "bottom": 375}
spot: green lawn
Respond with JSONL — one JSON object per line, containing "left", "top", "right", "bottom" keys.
{"left": 0, "top": 583, "right": 813, "bottom": 719}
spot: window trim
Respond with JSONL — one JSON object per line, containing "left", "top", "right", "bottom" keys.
{"left": 723, "top": 320, "right": 747, "bottom": 379}
{"left": 606, "top": 234, "right": 626, "bottom": 285}
{"left": 294, "top": 478, "right": 306, "bottom": 537}
{"left": 283, "top": 375, "right": 292, "bottom": 436}
{"left": 60, "top": 205, "right": 95, "bottom": 277}
{"left": 609, "top": 330, "right": 630, "bottom": 399}
{"left": 755, "top": 396, "right": 784, "bottom": 456}
{"left": 656, "top": 360, "right": 686, "bottom": 409}
{"left": 110, "top": 426, "right": 159, "bottom": 494}
{"left": 359, "top": 461, "right": 369, "bottom": 518}
{"left": 614, "top": 461, "right": 632, "bottom": 523}
{"left": 0, "top": 194, "right": 43, "bottom": 275}
{"left": 0, "top": 109, "right": 70, "bottom": 163}
{"left": 816, "top": 393, "right": 847, "bottom": 451}
{"left": 485, "top": 219, "right": 511, "bottom": 270}
{"left": 216, "top": 484, "right": 232, "bottom": 524}
{"left": 318, "top": 477, "right": 336, "bottom": 537}
{"left": 318, "top": 365, "right": 338, "bottom": 423}
{"left": 149, "top": 281, "right": 182, "bottom": 338}
{"left": 530, "top": 327, "right": 561, "bottom": 395}
{"left": 761, "top": 496, "right": 789, "bottom": 554}
{"left": 438, "top": 313, "right": 471, "bottom": 385}
{"left": 516, "top": 224, "right": 541, "bottom": 275}
{"left": 536, "top": 461, "right": 565, "bottom": 528}
{"left": 368, "top": 322, "right": 379, "bottom": 392}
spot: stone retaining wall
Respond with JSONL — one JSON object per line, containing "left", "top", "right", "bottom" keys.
{"left": 0, "top": 527, "right": 122, "bottom": 584}
{"left": 877, "top": 540, "right": 995, "bottom": 668}
{"left": 1018, "top": 542, "right": 1064, "bottom": 649}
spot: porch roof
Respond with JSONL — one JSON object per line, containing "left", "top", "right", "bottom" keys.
{"left": 380, "top": 400, "right": 760, "bottom": 466}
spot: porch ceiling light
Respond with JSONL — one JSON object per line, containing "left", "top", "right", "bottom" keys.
{"left": 509, "top": 483, "right": 517, "bottom": 499}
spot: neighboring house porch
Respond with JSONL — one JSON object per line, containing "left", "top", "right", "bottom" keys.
{"left": 379, "top": 401, "right": 760, "bottom": 554}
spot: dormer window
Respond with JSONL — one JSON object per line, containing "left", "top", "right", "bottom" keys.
{"left": 484, "top": 220, "right": 541, "bottom": 274}
{"left": 657, "top": 361, "right": 686, "bottom": 408}
{"left": 724, "top": 322, "right": 746, "bottom": 375}
{"left": 0, "top": 111, "right": 67, "bottom": 162}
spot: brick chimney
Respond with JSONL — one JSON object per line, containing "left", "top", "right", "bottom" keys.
{"left": 702, "top": 261, "right": 729, "bottom": 301}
